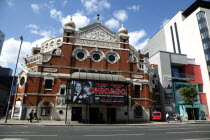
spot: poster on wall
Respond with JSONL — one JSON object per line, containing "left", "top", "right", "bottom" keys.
{"left": 71, "top": 80, "right": 127, "bottom": 105}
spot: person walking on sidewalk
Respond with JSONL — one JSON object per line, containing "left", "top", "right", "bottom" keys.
{"left": 166, "top": 112, "right": 169, "bottom": 123}
{"left": 28, "top": 110, "right": 34, "bottom": 123}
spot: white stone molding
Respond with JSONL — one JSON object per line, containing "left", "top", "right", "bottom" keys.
{"left": 41, "top": 37, "right": 63, "bottom": 53}
{"left": 77, "top": 24, "right": 117, "bottom": 42}
{"left": 89, "top": 48, "right": 105, "bottom": 62}
{"left": 18, "top": 72, "right": 27, "bottom": 88}
{"left": 55, "top": 48, "right": 62, "bottom": 55}
{"left": 43, "top": 68, "right": 58, "bottom": 72}
{"left": 129, "top": 49, "right": 140, "bottom": 63}
{"left": 105, "top": 50, "right": 120, "bottom": 64}
{"left": 72, "top": 47, "right": 89, "bottom": 61}
{"left": 74, "top": 38, "right": 120, "bottom": 48}
{"left": 137, "top": 62, "right": 145, "bottom": 70}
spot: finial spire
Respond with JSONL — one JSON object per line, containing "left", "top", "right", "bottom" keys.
{"left": 97, "top": 14, "right": 100, "bottom": 21}
{"left": 70, "top": 16, "right": 73, "bottom": 21}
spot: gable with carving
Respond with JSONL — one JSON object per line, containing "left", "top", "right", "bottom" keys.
{"left": 78, "top": 27, "right": 117, "bottom": 41}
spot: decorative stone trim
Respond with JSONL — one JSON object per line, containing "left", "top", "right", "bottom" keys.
{"left": 137, "top": 63, "right": 145, "bottom": 70}
{"left": 105, "top": 50, "right": 120, "bottom": 64}
{"left": 72, "top": 46, "right": 89, "bottom": 61}
{"left": 90, "top": 48, "right": 105, "bottom": 62}
{"left": 43, "top": 68, "right": 58, "bottom": 72}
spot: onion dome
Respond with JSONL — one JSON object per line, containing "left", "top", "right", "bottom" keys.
{"left": 118, "top": 24, "right": 128, "bottom": 35}
{"left": 64, "top": 16, "right": 76, "bottom": 29}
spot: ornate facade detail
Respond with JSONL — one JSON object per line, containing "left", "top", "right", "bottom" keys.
{"left": 78, "top": 27, "right": 116, "bottom": 41}
{"left": 42, "top": 53, "right": 52, "bottom": 63}
{"left": 56, "top": 96, "right": 66, "bottom": 107}
{"left": 43, "top": 68, "right": 58, "bottom": 72}
{"left": 105, "top": 50, "right": 120, "bottom": 64}
{"left": 129, "top": 48, "right": 140, "bottom": 63}
{"left": 55, "top": 48, "right": 62, "bottom": 55}
{"left": 74, "top": 39, "right": 119, "bottom": 48}
{"left": 41, "top": 37, "right": 63, "bottom": 53}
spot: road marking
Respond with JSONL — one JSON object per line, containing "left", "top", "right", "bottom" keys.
{"left": 149, "top": 128, "right": 194, "bottom": 130}
{"left": 183, "top": 138, "right": 210, "bottom": 140}
{"left": 84, "top": 130, "right": 128, "bottom": 131}
{"left": 0, "top": 132, "right": 36, "bottom": 134}
{"left": 1, "top": 138, "right": 28, "bottom": 140}
{"left": 84, "top": 134, "right": 145, "bottom": 137}
{"left": 0, "top": 135, "right": 57, "bottom": 137}
{"left": 166, "top": 131, "right": 210, "bottom": 134}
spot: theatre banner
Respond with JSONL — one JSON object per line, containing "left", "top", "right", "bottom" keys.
{"left": 70, "top": 80, "right": 127, "bottom": 105}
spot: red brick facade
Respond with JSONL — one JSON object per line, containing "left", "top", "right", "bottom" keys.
{"left": 12, "top": 20, "right": 155, "bottom": 122}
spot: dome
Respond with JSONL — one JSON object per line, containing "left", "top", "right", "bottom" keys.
{"left": 118, "top": 24, "right": 128, "bottom": 35}
{"left": 64, "top": 16, "right": 76, "bottom": 29}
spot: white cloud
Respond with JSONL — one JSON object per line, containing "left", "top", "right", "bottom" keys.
{"left": 161, "top": 18, "right": 169, "bottom": 27}
{"left": 50, "top": 9, "right": 63, "bottom": 21}
{"left": 25, "top": 23, "right": 56, "bottom": 38}
{"left": 104, "top": 18, "right": 120, "bottom": 30}
{"left": 62, "top": 0, "right": 68, "bottom": 6}
{"left": 81, "top": 0, "right": 110, "bottom": 13}
{"left": 128, "top": 5, "right": 140, "bottom": 11}
{"left": 6, "top": 0, "right": 14, "bottom": 7}
{"left": 50, "top": 9, "right": 90, "bottom": 29}
{"left": 128, "top": 30, "right": 148, "bottom": 50}
{"left": 62, "top": 12, "right": 90, "bottom": 29}
{"left": 113, "top": 10, "right": 128, "bottom": 22}
{"left": 0, "top": 37, "right": 49, "bottom": 70}
{"left": 25, "top": 24, "right": 39, "bottom": 29}
{"left": 31, "top": 4, "right": 40, "bottom": 14}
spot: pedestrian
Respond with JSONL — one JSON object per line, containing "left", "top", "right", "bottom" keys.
{"left": 34, "top": 109, "right": 38, "bottom": 121}
{"left": 177, "top": 114, "right": 180, "bottom": 123}
{"left": 179, "top": 113, "right": 183, "bottom": 123}
{"left": 185, "top": 112, "right": 188, "bottom": 123}
{"left": 28, "top": 109, "right": 34, "bottom": 123}
{"left": 166, "top": 112, "right": 169, "bottom": 123}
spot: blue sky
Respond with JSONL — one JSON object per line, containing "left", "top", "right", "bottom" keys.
{"left": 0, "top": 0, "right": 195, "bottom": 74}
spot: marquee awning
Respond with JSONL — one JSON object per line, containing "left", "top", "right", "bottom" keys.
{"left": 71, "top": 72, "right": 126, "bottom": 82}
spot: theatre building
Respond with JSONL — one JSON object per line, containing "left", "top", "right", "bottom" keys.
{"left": 12, "top": 17, "right": 155, "bottom": 123}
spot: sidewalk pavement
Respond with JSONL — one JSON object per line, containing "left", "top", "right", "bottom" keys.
{"left": 0, "top": 119, "right": 210, "bottom": 126}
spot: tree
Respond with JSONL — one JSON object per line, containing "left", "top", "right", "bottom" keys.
{"left": 180, "top": 85, "right": 198, "bottom": 121}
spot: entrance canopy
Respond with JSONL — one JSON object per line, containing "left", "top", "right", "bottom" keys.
{"left": 71, "top": 72, "right": 126, "bottom": 82}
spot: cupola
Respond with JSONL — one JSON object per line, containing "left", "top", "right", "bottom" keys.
{"left": 64, "top": 16, "right": 76, "bottom": 29}
{"left": 118, "top": 24, "right": 128, "bottom": 35}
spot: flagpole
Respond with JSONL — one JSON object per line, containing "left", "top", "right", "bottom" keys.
{"left": 5, "top": 35, "right": 23, "bottom": 123}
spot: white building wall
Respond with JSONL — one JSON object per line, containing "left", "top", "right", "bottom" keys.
{"left": 147, "top": 7, "right": 210, "bottom": 116}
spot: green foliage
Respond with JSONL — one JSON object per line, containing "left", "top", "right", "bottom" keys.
{"left": 180, "top": 85, "right": 198, "bottom": 107}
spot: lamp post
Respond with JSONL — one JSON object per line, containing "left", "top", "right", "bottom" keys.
{"left": 5, "top": 35, "right": 23, "bottom": 123}
{"left": 65, "top": 79, "right": 71, "bottom": 124}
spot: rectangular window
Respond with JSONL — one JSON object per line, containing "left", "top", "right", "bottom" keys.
{"left": 199, "top": 20, "right": 207, "bottom": 30}
{"left": 198, "top": 84, "right": 203, "bottom": 93}
{"left": 174, "top": 22, "right": 181, "bottom": 54}
{"left": 170, "top": 26, "right": 176, "bottom": 53}
{"left": 60, "top": 88, "right": 65, "bottom": 95}
{"left": 41, "top": 107, "right": 51, "bottom": 116}
{"left": 208, "top": 65, "right": 210, "bottom": 72}
{"left": 134, "top": 85, "right": 140, "bottom": 98}
{"left": 45, "top": 79, "right": 53, "bottom": 89}
{"left": 197, "top": 11, "right": 205, "bottom": 20}
{"left": 134, "top": 108, "right": 142, "bottom": 118}
{"left": 201, "top": 30, "right": 209, "bottom": 39}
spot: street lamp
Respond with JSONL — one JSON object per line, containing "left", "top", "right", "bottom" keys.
{"left": 65, "top": 79, "right": 71, "bottom": 124}
{"left": 5, "top": 35, "right": 23, "bottom": 123}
